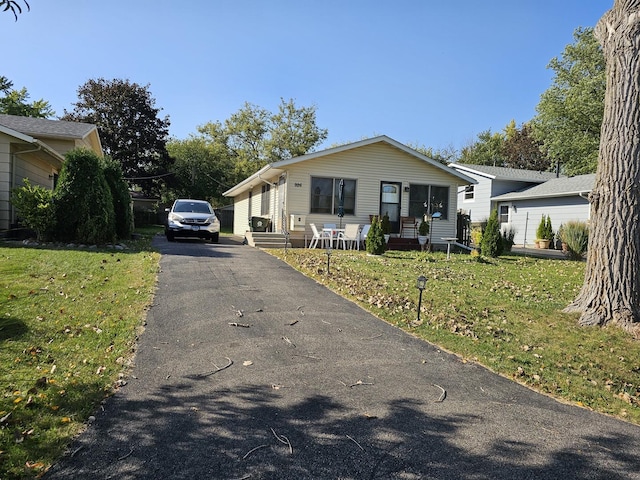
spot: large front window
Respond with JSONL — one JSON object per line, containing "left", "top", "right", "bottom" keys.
{"left": 408, "top": 184, "right": 450, "bottom": 220}
{"left": 310, "top": 177, "right": 356, "bottom": 215}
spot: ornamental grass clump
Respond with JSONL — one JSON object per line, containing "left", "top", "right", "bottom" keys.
{"left": 562, "top": 220, "right": 589, "bottom": 260}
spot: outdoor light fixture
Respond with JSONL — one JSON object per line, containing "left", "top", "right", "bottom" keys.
{"left": 416, "top": 275, "right": 427, "bottom": 322}
{"left": 326, "top": 242, "right": 332, "bottom": 275}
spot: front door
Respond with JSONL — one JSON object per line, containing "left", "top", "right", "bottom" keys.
{"left": 380, "top": 182, "right": 401, "bottom": 233}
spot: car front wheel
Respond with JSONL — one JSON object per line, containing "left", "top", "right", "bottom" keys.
{"left": 166, "top": 232, "right": 175, "bottom": 242}
{"left": 210, "top": 232, "right": 219, "bottom": 243}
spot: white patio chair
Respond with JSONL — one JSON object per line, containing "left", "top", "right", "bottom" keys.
{"left": 309, "top": 223, "right": 331, "bottom": 249}
{"left": 337, "top": 223, "right": 362, "bottom": 250}
{"left": 359, "top": 224, "right": 371, "bottom": 250}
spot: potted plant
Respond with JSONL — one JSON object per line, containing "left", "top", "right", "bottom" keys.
{"left": 380, "top": 212, "right": 391, "bottom": 243}
{"left": 536, "top": 214, "right": 553, "bottom": 249}
{"left": 417, "top": 219, "right": 429, "bottom": 250}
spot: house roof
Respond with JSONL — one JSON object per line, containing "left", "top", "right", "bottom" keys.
{"left": 450, "top": 163, "right": 561, "bottom": 183}
{"left": 223, "top": 135, "right": 477, "bottom": 197}
{"left": 491, "top": 174, "right": 595, "bottom": 201}
{"left": 0, "top": 114, "right": 97, "bottom": 140}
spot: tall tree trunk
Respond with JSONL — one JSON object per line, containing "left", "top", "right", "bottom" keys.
{"left": 565, "top": 0, "right": 640, "bottom": 335}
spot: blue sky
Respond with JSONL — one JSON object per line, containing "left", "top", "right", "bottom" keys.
{"left": 2, "top": 0, "right": 611, "bottom": 152}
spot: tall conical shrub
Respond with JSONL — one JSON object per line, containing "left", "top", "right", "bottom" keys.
{"left": 480, "top": 209, "right": 504, "bottom": 257}
{"left": 366, "top": 216, "right": 386, "bottom": 255}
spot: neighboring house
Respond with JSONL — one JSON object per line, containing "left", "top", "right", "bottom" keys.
{"left": 223, "top": 135, "right": 476, "bottom": 247}
{"left": 0, "top": 114, "right": 103, "bottom": 232}
{"left": 449, "top": 163, "right": 560, "bottom": 224}
{"left": 491, "top": 174, "right": 594, "bottom": 247}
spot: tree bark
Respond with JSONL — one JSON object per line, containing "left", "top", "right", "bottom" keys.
{"left": 565, "top": 0, "right": 640, "bottom": 335}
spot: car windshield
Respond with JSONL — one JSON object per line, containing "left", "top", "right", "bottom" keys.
{"left": 174, "top": 201, "right": 211, "bottom": 214}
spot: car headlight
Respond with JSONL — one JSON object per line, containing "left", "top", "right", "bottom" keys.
{"left": 206, "top": 215, "right": 217, "bottom": 224}
{"left": 168, "top": 213, "right": 184, "bottom": 223}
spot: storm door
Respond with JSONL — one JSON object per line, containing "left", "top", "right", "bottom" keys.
{"left": 380, "top": 182, "right": 401, "bottom": 233}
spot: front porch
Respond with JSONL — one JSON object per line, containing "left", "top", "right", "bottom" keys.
{"left": 243, "top": 231, "right": 425, "bottom": 251}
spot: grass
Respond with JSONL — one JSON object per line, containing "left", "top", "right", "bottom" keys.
{"left": 268, "top": 248, "right": 640, "bottom": 425}
{"left": 0, "top": 232, "right": 159, "bottom": 479}
{"left": 3, "top": 235, "right": 640, "bottom": 478}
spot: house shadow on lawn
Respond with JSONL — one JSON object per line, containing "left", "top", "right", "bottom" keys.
{"left": 44, "top": 379, "right": 640, "bottom": 480}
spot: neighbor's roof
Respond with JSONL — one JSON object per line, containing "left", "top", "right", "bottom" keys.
{"left": 492, "top": 174, "right": 595, "bottom": 201}
{"left": 450, "top": 163, "right": 561, "bottom": 183}
{"left": 224, "top": 135, "right": 477, "bottom": 197}
{"left": 0, "top": 114, "right": 97, "bottom": 140}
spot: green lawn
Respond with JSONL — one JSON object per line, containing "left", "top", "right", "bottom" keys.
{"left": 0, "top": 234, "right": 159, "bottom": 479}
{"left": 269, "top": 248, "right": 640, "bottom": 424}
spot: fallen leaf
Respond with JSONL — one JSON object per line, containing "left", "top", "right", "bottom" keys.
{"left": 243, "top": 360, "right": 253, "bottom": 366}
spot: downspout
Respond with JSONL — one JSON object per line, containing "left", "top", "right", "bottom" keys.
{"left": 579, "top": 191, "right": 591, "bottom": 220}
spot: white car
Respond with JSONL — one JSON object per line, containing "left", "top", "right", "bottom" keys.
{"left": 165, "top": 199, "right": 220, "bottom": 243}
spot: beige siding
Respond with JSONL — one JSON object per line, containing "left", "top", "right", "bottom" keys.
{"left": 284, "top": 142, "right": 463, "bottom": 243}
{"left": 233, "top": 190, "right": 251, "bottom": 236}
{"left": 40, "top": 138, "right": 90, "bottom": 157}
{"left": 0, "top": 136, "right": 10, "bottom": 229}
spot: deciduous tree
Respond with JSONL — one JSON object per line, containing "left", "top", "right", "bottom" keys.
{"left": 62, "top": 78, "right": 172, "bottom": 196}
{"left": 0, "top": 76, "right": 53, "bottom": 118}
{"left": 532, "top": 27, "right": 605, "bottom": 175}
{"left": 166, "top": 136, "right": 235, "bottom": 206}
{"left": 565, "top": 0, "right": 640, "bottom": 334}
{"left": 502, "top": 121, "right": 552, "bottom": 171}
{"left": 458, "top": 129, "right": 505, "bottom": 166}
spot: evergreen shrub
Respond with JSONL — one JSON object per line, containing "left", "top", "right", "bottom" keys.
{"left": 366, "top": 216, "right": 386, "bottom": 255}
{"left": 480, "top": 209, "right": 504, "bottom": 257}
{"left": 53, "top": 148, "right": 116, "bottom": 244}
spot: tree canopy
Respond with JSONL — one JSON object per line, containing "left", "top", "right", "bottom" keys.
{"left": 0, "top": 76, "right": 54, "bottom": 118}
{"left": 169, "top": 99, "right": 328, "bottom": 204}
{"left": 532, "top": 27, "right": 605, "bottom": 175}
{"left": 458, "top": 129, "right": 506, "bottom": 166}
{"left": 62, "top": 78, "right": 172, "bottom": 196}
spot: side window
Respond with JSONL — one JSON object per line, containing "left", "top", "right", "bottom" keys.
{"left": 499, "top": 205, "right": 509, "bottom": 223}
{"left": 464, "top": 185, "right": 474, "bottom": 200}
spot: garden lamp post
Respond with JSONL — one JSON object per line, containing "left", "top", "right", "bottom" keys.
{"left": 416, "top": 275, "right": 427, "bottom": 322}
{"left": 326, "top": 242, "right": 332, "bottom": 275}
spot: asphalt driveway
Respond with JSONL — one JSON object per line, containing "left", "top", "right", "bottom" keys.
{"left": 45, "top": 235, "right": 640, "bottom": 479}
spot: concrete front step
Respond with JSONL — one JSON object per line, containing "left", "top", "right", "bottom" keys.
{"left": 245, "top": 232, "right": 291, "bottom": 249}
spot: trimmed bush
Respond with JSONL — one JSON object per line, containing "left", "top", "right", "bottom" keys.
{"left": 366, "top": 216, "right": 386, "bottom": 255}
{"left": 419, "top": 219, "right": 429, "bottom": 236}
{"left": 562, "top": 221, "right": 589, "bottom": 260}
{"left": 501, "top": 227, "right": 516, "bottom": 252}
{"left": 480, "top": 209, "right": 504, "bottom": 257}
{"left": 536, "top": 214, "right": 553, "bottom": 240}
{"left": 53, "top": 148, "right": 116, "bottom": 244}
{"left": 102, "top": 157, "right": 133, "bottom": 239}
{"left": 380, "top": 212, "right": 391, "bottom": 235}
{"left": 10, "top": 179, "right": 55, "bottom": 241}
